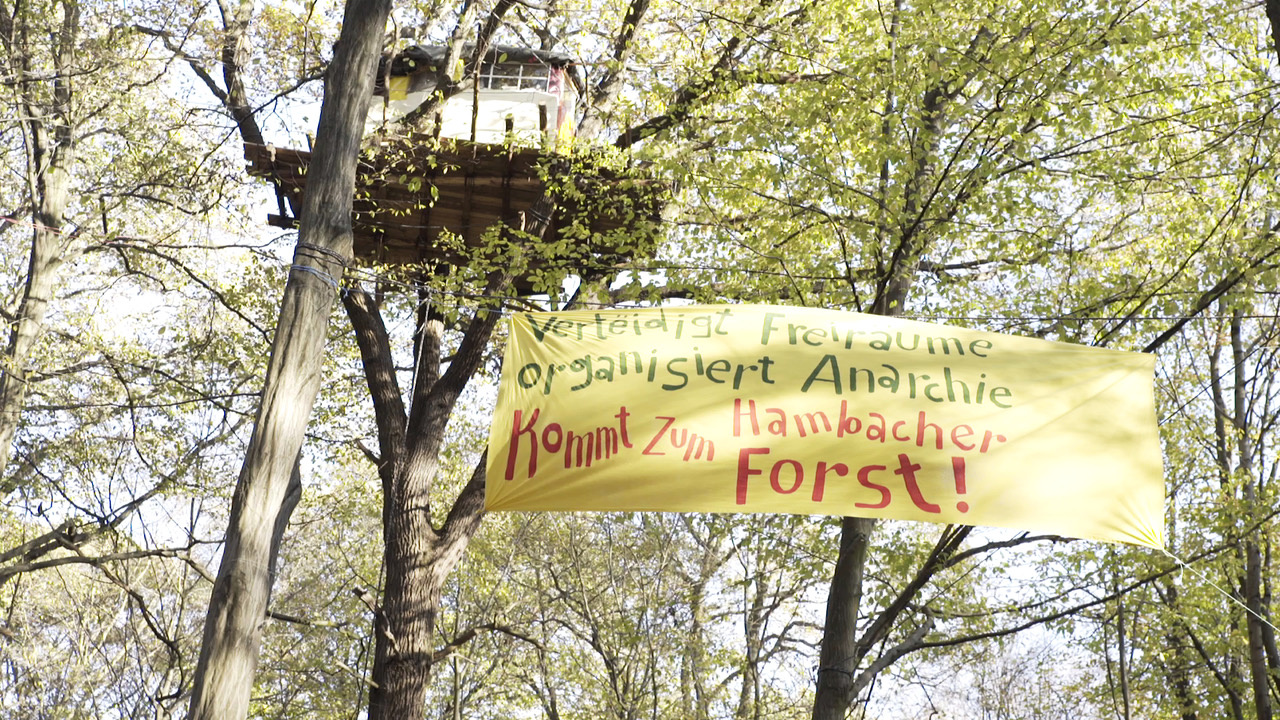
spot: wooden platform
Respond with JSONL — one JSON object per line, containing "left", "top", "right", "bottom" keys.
{"left": 244, "top": 135, "right": 664, "bottom": 289}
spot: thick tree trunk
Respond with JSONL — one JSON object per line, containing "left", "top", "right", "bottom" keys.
{"left": 184, "top": 1, "right": 390, "bottom": 718}
{"left": 371, "top": 536, "right": 447, "bottom": 718}
{"left": 350, "top": 266, "right": 521, "bottom": 720}
{"left": 353, "top": 0, "right": 661, "bottom": 711}
{"left": 0, "top": 204, "right": 69, "bottom": 488}
{"left": 340, "top": 265, "right": 510, "bottom": 720}
{"left": 0, "top": 0, "right": 78, "bottom": 487}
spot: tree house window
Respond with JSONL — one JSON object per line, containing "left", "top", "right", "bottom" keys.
{"left": 478, "top": 61, "right": 552, "bottom": 91}
{"left": 367, "top": 46, "right": 581, "bottom": 146}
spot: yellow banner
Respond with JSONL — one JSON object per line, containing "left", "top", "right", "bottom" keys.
{"left": 485, "top": 305, "right": 1165, "bottom": 548}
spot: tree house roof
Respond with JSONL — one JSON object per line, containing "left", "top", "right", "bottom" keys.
{"left": 384, "top": 44, "right": 577, "bottom": 77}
{"left": 244, "top": 134, "right": 665, "bottom": 292}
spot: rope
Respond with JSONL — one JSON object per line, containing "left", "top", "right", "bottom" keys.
{"left": 1160, "top": 546, "right": 1280, "bottom": 635}
{"left": 290, "top": 241, "right": 350, "bottom": 292}
{"left": 289, "top": 264, "right": 340, "bottom": 291}
{"left": 295, "top": 241, "right": 349, "bottom": 267}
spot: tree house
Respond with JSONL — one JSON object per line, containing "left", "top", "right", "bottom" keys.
{"left": 245, "top": 45, "right": 663, "bottom": 294}
{"left": 368, "top": 44, "right": 581, "bottom": 147}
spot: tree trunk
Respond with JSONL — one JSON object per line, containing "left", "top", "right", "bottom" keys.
{"left": 735, "top": 570, "right": 765, "bottom": 720}
{"left": 1116, "top": 591, "right": 1132, "bottom": 720}
{"left": 1246, "top": 540, "right": 1273, "bottom": 720}
{"left": 810, "top": 8, "right": 982, "bottom": 710}
{"left": 0, "top": 194, "right": 70, "bottom": 490}
{"left": 348, "top": 254, "right": 523, "bottom": 720}
{"left": 0, "top": 0, "right": 79, "bottom": 487}
{"left": 216, "top": 0, "right": 266, "bottom": 147}
{"left": 1229, "top": 308, "right": 1274, "bottom": 720}
{"left": 682, "top": 530, "right": 716, "bottom": 720}
{"left": 812, "top": 516, "right": 874, "bottom": 719}
{"left": 184, "top": 0, "right": 390, "bottom": 717}
{"left": 1159, "top": 583, "right": 1199, "bottom": 720}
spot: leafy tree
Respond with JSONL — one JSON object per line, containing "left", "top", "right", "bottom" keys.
{"left": 7, "top": 0, "right": 1277, "bottom": 717}
{"left": 184, "top": 0, "right": 392, "bottom": 716}
{"left": 635, "top": 1, "right": 1280, "bottom": 715}
{"left": 0, "top": 2, "right": 305, "bottom": 717}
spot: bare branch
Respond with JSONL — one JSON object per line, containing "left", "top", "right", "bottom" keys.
{"left": 577, "top": 0, "right": 651, "bottom": 139}
{"left": 267, "top": 609, "right": 350, "bottom": 629}
{"left": 431, "top": 621, "right": 544, "bottom": 663}
{"left": 397, "top": 0, "right": 519, "bottom": 129}
{"left": 132, "top": 24, "right": 228, "bottom": 103}
{"left": 94, "top": 240, "right": 270, "bottom": 341}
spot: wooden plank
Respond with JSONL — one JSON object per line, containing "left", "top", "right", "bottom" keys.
{"left": 243, "top": 138, "right": 664, "bottom": 275}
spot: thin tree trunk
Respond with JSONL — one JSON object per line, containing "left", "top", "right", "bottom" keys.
{"left": 811, "top": 8, "right": 994, "bottom": 716}
{"left": 1263, "top": 568, "right": 1280, "bottom": 695}
{"left": 1159, "top": 584, "right": 1199, "bottom": 720}
{"left": 1117, "top": 592, "right": 1132, "bottom": 720}
{"left": 735, "top": 568, "right": 765, "bottom": 720}
{"left": 683, "top": 532, "right": 716, "bottom": 720}
{"left": 1246, "top": 542, "right": 1273, "bottom": 720}
{"left": 216, "top": 0, "right": 266, "bottom": 147}
{"left": 1230, "top": 308, "right": 1274, "bottom": 720}
{"left": 185, "top": 0, "right": 390, "bottom": 717}
{"left": 812, "top": 516, "right": 875, "bottom": 719}
{"left": 811, "top": 7, "right": 900, "bottom": 714}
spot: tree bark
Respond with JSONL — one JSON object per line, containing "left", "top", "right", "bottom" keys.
{"left": 1229, "top": 308, "right": 1274, "bottom": 720}
{"left": 810, "top": 11, "right": 990, "bottom": 713}
{"left": 349, "top": 248, "right": 523, "bottom": 720}
{"left": 349, "top": 0, "right": 678, "bottom": 709}
{"left": 0, "top": 0, "right": 79, "bottom": 488}
{"left": 215, "top": 0, "right": 266, "bottom": 147}
{"left": 184, "top": 0, "right": 390, "bottom": 717}
{"left": 812, "top": 517, "right": 874, "bottom": 719}
{"left": 1159, "top": 583, "right": 1200, "bottom": 720}
{"left": 1116, "top": 591, "right": 1132, "bottom": 720}
{"left": 735, "top": 564, "right": 766, "bottom": 720}
{"left": 1266, "top": 0, "right": 1280, "bottom": 66}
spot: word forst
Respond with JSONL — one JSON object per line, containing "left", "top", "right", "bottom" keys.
{"left": 736, "top": 449, "right": 972, "bottom": 514}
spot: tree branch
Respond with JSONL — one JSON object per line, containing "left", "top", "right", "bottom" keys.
{"left": 613, "top": 0, "right": 787, "bottom": 148}
{"left": 849, "top": 524, "right": 971, "bottom": 664}
{"left": 396, "top": 0, "right": 518, "bottom": 130}
{"left": 577, "top": 0, "right": 651, "bottom": 139}
{"left": 431, "top": 621, "right": 544, "bottom": 663}
{"left": 342, "top": 286, "right": 409, "bottom": 489}
{"left": 132, "top": 24, "right": 228, "bottom": 103}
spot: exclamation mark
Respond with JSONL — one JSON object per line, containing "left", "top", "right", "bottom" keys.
{"left": 952, "top": 457, "right": 969, "bottom": 513}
